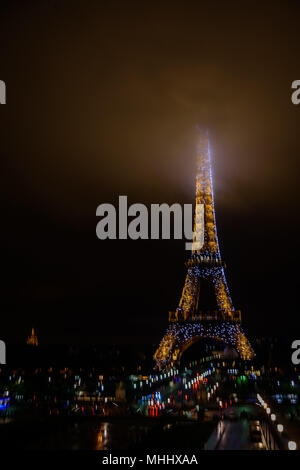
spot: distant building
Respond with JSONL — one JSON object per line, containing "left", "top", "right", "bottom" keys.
{"left": 26, "top": 327, "right": 38, "bottom": 346}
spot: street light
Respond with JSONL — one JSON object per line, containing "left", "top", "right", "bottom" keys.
{"left": 277, "top": 424, "right": 283, "bottom": 433}
{"left": 271, "top": 413, "right": 276, "bottom": 421}
{"left": 288, "top": 441, "right": 297, "bottom": 451}
{"left": 266, "top": 407, "right": 271, "bottom": 414}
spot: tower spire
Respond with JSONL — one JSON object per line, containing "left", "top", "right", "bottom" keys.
{"left": 193, "top": 131, "right": 220, "bottom": 256}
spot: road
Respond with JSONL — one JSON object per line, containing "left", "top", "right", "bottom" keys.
{"left": 205, "top": 405, "right": 258, "bottom": 450}
{"left": 217, "top": 419, "right": 251, "bottom": 450}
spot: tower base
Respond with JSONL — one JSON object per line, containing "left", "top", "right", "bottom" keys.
{"left": 154, "top": 321, "right": 254, "bottom": 370}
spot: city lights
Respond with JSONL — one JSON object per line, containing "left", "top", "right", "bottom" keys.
{"left": 288, "top": 441, "right": 297, "bottom": 450}
{"left": 277, "top": 424, "right": 283, "bottom": 433}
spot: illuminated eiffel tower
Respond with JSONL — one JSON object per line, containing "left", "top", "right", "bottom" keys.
{"left": 154, "top": 132, "right": 254, "bottom": 370}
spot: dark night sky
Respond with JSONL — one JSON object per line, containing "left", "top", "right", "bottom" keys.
{"left": 1, "top": 0, "right": 300, "bottom": 347}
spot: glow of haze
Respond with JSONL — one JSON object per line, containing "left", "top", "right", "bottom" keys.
{"left": 1, "top": 1, "right": 299, "bottom": 224}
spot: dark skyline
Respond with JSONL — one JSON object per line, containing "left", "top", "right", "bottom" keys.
{"left": 1, "top": 1, "right": 300, "bottom": 346}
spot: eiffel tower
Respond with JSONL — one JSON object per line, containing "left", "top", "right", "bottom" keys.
{"left": 154, "top": 132, "right": 254, "bottom": 370}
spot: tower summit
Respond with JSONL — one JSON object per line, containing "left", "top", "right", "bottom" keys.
{"left": 154, "top": 133, "right": 254, "bottom": 370}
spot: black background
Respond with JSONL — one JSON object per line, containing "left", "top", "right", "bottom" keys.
{"left": 1, "top": 0, "right": 300, "bottom": 349}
